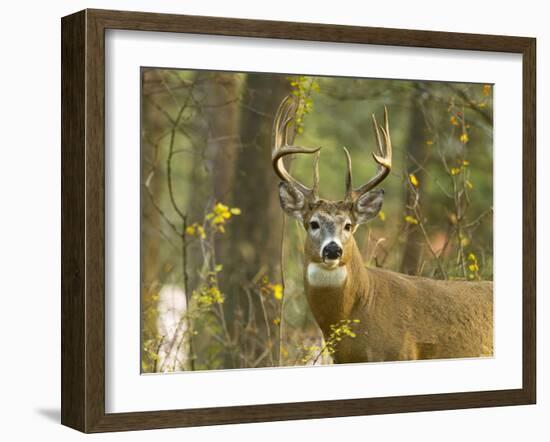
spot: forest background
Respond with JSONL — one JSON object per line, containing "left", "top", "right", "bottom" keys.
{"left": 140, "top": 69, "right": 493, "bottom": 373}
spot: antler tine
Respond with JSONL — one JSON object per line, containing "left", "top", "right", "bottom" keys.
{"left": 312, "top": 150, "right": 321, "bottom": 200}
{"left": 352, "top": 106, "right": 392, "bottom": 198}
{"left": 272, "top": 95, "right": 321, "bottom": 199}
{"left": 342, "top": 146, "right": 353, "bottom": 201}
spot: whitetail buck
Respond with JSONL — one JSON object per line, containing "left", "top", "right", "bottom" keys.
{"left": 272, "top": 96, "right": 493, "bottom": 363}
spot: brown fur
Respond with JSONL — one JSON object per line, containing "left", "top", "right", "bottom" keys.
{"left": 304, "top": 235, "right": 493, "bottom": 364}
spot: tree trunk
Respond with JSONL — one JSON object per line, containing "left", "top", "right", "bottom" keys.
{"left": 218, "top": 73, "right": 289, "bottom": 367}
{"left": 400, "top": 84, "right": 428, "bottom": 276}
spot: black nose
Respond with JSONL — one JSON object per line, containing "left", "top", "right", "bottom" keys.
{"left": 322, "top": 241, "right": 342, "bottom": 260}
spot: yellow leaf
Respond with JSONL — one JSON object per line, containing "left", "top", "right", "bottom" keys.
{"left": 271, "top": 284, "right": 283, "bottom": 300}
{"left": 230, "top": 207, "right": 241, "bottom": 215}
{"left": 404, "top": 215, "right": 418, "bottom": 225}
{"left": 460, "top": 132, "right": 469, "bottom": 144}
{"left": 426, "top": 140, "right": 434, "bottom": 145}
{"left": 409, "top": 173, "right": 419, "bottom": 187}
{"left": 213, "top": 202, "right": 229, "bottom": 214}
{"left": 378, "top": 211, "right": 386, "bottom": 221}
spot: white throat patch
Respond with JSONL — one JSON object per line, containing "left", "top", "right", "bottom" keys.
{"left": 307, "top": 263, "right": 347, "bottom": 288}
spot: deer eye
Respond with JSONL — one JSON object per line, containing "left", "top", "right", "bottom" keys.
{"left": 344, "top": 223, "right": 353, "bottom": 232}
{"left": 310, "top": 221, "right": 320, "bottom": 230}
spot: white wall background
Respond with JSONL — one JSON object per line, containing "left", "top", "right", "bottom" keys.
{"left": 0, "top": 0, "right": 547, "bottom": 440}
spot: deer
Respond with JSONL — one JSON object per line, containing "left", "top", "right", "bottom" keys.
{"left": 272, "top": 95, "right": 493, "bottom": 364}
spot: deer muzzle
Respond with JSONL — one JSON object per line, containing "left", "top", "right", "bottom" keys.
{"left": 322, "top": 241, "right": 343, "bottom": 261}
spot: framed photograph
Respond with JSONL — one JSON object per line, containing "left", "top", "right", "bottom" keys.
{"left": 61, "top": 9, "right": 536, "bottom": 433}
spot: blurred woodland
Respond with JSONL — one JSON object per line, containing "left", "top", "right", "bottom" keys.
{"left": 140, "top": 68, "right": 493, "bottom": 373}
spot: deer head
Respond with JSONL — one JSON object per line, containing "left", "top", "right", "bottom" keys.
{"left": 273, "top": 95, "right": 392, "bottom": 270}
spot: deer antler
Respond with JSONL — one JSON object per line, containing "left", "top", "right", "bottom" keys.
{"left": 344, "top": 106, "right": 392, "bottom": 201}
{"left": 272, "top": 95, "right": 321, "bottom": 201}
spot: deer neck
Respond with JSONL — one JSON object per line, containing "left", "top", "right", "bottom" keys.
{"left": 304, "top": 238, "right": 370, "bottom": 332}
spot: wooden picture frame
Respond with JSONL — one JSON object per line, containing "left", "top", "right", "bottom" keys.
{"left": 61, "top": 8, "right": 536, "bottom": 433}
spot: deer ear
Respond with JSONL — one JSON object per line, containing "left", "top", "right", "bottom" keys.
{"left": 354, "top": 189, "right": 384, "bottom": 224}
{"left": 278, "top": 182, "right": 307, "bottom": 221}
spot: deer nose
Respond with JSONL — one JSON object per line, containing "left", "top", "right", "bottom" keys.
{"left": 322, "top": 241, "right": 343, "bottom": 260}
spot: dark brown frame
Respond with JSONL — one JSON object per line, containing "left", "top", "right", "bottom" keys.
{"left": 61, "top": 8, "right": 536, "bottom": 433}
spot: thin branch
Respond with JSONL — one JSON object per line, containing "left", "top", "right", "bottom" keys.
{"left": 445, "top": 83, "right": 493, "bottom": 126}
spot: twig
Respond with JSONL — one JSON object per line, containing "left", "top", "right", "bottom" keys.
{"left": 143, "top": 175, "right": 181, "bottom": 237}
{"left": 407, "top": 182, "right": 448, "bottom": 279}
{"left": 258, "top": 289, "right": 275, "bottom": 367}
{"left": 277, "top": 213, "right": 287, "bottom": 367}
{"left": 160, "top": 81, "right": 198, "bottom": 370}
{"left": 152, "top": 335, "right": 166, "bottom": 373}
